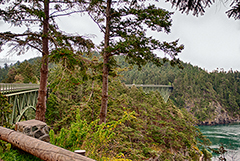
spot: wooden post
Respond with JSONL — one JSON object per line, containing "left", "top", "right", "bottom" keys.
{"left": 0, "top": 126, "right": 95, "bottom": 161}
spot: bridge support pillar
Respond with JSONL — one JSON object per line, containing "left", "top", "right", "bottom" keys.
{"left": 15, "top": 119, "right": 50, "bottom": 142}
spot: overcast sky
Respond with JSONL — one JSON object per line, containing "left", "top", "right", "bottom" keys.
{"left": 0, "top": 1, "right": 240, "bottom": 72}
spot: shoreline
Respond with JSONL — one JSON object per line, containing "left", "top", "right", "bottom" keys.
{"left": 197, "top": 119, "right": 240, "bottom": 126}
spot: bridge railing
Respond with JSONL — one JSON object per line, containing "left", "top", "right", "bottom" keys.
{"left": 0, "top": 83, "right": 39, "bottom": 94}
{"left": 125, "top": 84, "right": 173, "bottom": 102}
{"left": 125, "top": 84, "right": 173, "bottom": 88}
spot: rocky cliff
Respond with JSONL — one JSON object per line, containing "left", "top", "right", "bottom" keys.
{"left": 185, "top": 100, "right": 240, "bottom": 126}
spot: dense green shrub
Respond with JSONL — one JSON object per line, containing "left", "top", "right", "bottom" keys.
{"left": 50, "top": 109, "right": 135, "bottom": 160}
{"left": 0, "top": 92, "right": 12, "bottom": 128}
{"left": 46, "top": 71, "right": 207, "bottom": 160}
{"left": 0, "top": 147, "right": 41, "bottom": 161}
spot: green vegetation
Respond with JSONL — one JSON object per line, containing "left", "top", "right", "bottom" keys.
{"left": 87, "top": 0, "right": 184, "bottom": 124}
{"left": 0, "top": 58, "right": 41, "bottom": 83}
{"left": 0, "top": 93, "right": 12, "bottom": 128}
{"left": 44, "top": 62, "right": 210, "bottom": 160}
{"left": 0, "top": 64, "right": 10, "bottom": 82}
{"left": 2, "top": 55, "right": 238, "bottom": 159}
{"left": 117, "top": 55, "right": 240, "bottom": 122}
{"left": 50, "top": 109, "right": 135, "bottom": 160}
{"left": 0, "top": 147, "right": 41, "bottom": 161}
{"left": 0, "top": 92, "right": 41, "bottom": 161}
{"left": 1, "top": 0, "right": 240, "bottom": 160}
{"left": 0, "top": 0, "right": 96, "bottom": 121}
{"left": 2, "top": 54, "right": 239, "bottom": 159}
{"left": 1, "top": 59, "right": 209, "bottom": 160}
{"left": 171, "top": 65, "right": 240, "bottom": 121}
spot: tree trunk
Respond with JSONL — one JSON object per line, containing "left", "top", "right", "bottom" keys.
{"left": 99, "top": 0, "right": 111, "bottom": 124}
{"left": 35, "top": 0, "right": 49, "bottom": 122}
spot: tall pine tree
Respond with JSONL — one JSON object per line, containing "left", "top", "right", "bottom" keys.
{"left": 0, "top": 0, "right": 94, "bottom": 121}
{"left": 88, "top": 0, "right": 184, "bottom": 123}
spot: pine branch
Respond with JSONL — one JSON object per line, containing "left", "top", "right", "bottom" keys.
{"left": 226, "top": 1, "right": 240, "bottom": 19}
{"left": 50, "top": 6, "right": 73, "bottom": 16}
{"left": 166, "top": 0, "right": 213, "bottom": 16}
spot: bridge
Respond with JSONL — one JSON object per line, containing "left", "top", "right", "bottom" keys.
{"left": 1, "top": 83, "right": 173, "bottom": 124}
{"left": 0, "top": 83, "right": 39, "bottom": 124}
{"left": 125, "top": 84, "right": 173, "bottom": 102}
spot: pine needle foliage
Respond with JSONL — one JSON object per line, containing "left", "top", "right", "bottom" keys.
{"left": 46, "top": 64, "right": 208, "bottom": 160}
{"left": 0, "top": 93, "right": 12, "bottom": 128}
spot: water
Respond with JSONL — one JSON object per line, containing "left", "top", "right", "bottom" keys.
{"left": 199, "top": 123, "right": 240, "bottom": 161}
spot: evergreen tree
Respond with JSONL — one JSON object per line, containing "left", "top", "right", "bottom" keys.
{"left": 0, "top": 63, "right": 10, "bottom": 82}
{"left": 0, "top": 0, "right": 94, "bottom": 121}
{"left": 88, "top": 0, "right": 184, "bottom": 123}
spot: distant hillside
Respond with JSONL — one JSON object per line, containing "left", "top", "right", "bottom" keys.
{"left": 117, "top": 56, "right": 240, "bottom": 124}
{"left": 0, "top": 57, "right": 41, "bottom": 83}
{"left": 0, "top": 64, "right": 9, "bottom": 82}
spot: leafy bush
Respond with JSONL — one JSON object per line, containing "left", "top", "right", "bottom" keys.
{"left": 50, "top": 108, "right": 135, "bottom": 160}
{"left": 0, "top": 146, "right": 41, "bottom": 161}
{"left": 0, "top": 92, "right": 12, "bottom": 128}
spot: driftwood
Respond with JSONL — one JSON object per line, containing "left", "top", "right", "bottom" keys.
{"left": 0, "top": 126, "right": 95, "bottom": 161}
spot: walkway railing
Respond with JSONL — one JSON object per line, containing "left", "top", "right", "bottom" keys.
{"left": 125, "top": 84, "right": 173, "bottom": 102}
{"left": 0, "top": 83, "right": 39, "bottom": 94}
{"left": 125, "top": 84, "right": 173, "bottom": 88}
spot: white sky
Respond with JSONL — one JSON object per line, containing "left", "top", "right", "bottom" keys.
{"left": 0, "top": 1, "right": 240, "bottom": 72}
{"left": 159, "top": 1, "right": 240, "bottom": 72}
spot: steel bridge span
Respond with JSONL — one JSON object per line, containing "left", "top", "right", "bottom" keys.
{"left": 1, "top": 83, "right": 39, "bottom": 124}
{"left": 125, "top": 84, "right": 173, "bottom": 102}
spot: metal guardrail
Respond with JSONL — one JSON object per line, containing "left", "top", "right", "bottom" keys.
{"left": 0, "top": 83, "right": 40, "bottom": 124}
{"left": 0, "top": 83, "right": 39, "bottom": 94}
{"left": 125, "top": 84, "right": 173, "bottom": 102}
{"left": 125, "top": 84, "right": 173, "bottom": 88}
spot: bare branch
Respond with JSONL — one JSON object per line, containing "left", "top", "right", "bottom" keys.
{"left": 50, "top": 6, "right": 74, "bottom": 16}
{"left": 16, "top": 19, "right": 40, "bottom": 22}
{"left": 50, "top": 0, "right": 79, "bottom": 3}
{"left": 49, "top": 35, "right": 59, "bottom": 49}
{"left": 88, "top": 12, "right": 105, "bottom": 33}
{"left": 51, "top": 10, "right": 87, "bottom": 18}
{"left": 27, "top": 42, "right": 42, "bottom": 53}
{"left": 0, "top": 32, "right": 41, "bottom": 39}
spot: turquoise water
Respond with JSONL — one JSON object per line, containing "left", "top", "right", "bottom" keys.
{"left": 199, "top": 123, "right": 240, "bottom": 160}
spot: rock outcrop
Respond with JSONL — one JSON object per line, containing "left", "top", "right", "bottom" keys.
{"left": 185, "top": 100, "right": 240, "bottom": 126}
{"left": 15, "top": 119, "right": 50, "bottom": 142}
